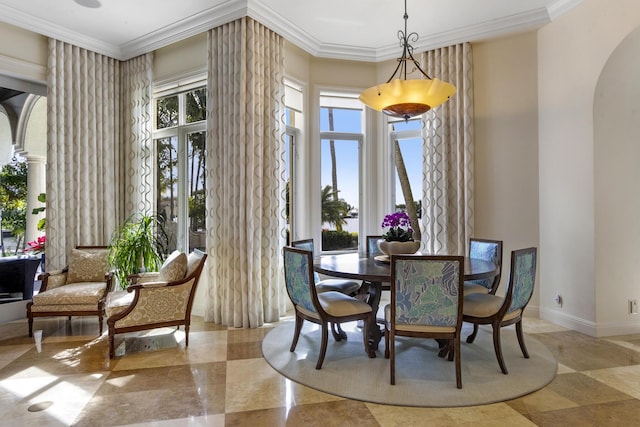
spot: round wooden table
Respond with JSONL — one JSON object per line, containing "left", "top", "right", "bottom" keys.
{"left": 314, "top": 253, "right": 498, "bottom": 349}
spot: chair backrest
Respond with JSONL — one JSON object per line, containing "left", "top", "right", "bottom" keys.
{"left": 468, "top": 238, "right": 503, "bottom": 293}
{"left": 283, "top": 246, "right": 318, "bottom": 314}
{"left": 366, "top": 235, "right": 384, "bottom": 258}
{"left": 291, "top": 239, "right": 314, "bottom": 252}
{"left": 390, "top": 255, "right": 464, "bottom": 328}
{"left": 291, "top": 239, "right": 321, "bottom": 283}
{"left": 505, "top": 247, "right": 537, "bottom": 314}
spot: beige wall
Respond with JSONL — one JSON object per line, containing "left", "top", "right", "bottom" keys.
{"left": 473, "top": 33, "right": 540, "bottom": 313}
{"left": 153, "top": 33, "right": 207, "bottom": 84}
{"left": 594, "top": 26, "right": 640, "bottom": 334}
{"left": 0, "top": 21, "right": 47, "bottom": 84}
{"left": 538, "top": 0, "right": 640, "bottom": 335}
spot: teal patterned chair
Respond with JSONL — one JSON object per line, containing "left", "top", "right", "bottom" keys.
{"left": 283, "top": 246, "right": 375, "bottom": 369}
{"left": 365, "top": 235, "right": 384, "bottom": 258}
{"left": 384, "top": 255, "right": 465, "bottom": 388}
{"left": 291, "top": 239, "right": 361, "bottom": 341}
{"left": 462, "top": 247, "right": 537, "bottom": 374}
{"left": 463, "top": 238, "right": 503, "bottom": 296}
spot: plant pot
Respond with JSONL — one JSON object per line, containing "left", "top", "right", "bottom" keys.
{"left": 377, "top": 239, "right": 420, "bottom": 256}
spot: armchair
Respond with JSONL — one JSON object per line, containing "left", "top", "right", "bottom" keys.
{"left": 27, "top": 246, "right": 113, "bottom": 336}
{"left": 105, "top": 249, "right": 207, "bottom": 358}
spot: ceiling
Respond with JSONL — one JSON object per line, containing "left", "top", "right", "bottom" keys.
{"left": 0, "top": 0, "right": 581, "bottom": 62}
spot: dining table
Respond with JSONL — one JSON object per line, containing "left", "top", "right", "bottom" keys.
{"left": 313, "top": 252, "right": 499, "bottom": 350}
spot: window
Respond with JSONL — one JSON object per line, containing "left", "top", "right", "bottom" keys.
{"left": 154, "top": 85, "right": 206, "bottom": 252}
{"left": 319, "top": 94, "right": 363, "bottom": 252}
{"left": 389, "top": 117, "right": 422, "bottom": 218}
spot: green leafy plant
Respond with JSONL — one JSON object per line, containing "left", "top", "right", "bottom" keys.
{"left": 108, "top": 214, "right": 168, "bottom": 289}
{"left": 31, "top": 192, "right": 46, "bottom": 231}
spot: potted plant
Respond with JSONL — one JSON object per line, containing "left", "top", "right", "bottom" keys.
{"left": 378, "top": 211, "right": 420, "bottom": 256}
{"left": 108, "top": 214, "right": 168, "bottom": 289}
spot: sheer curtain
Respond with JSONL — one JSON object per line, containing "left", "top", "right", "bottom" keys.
{"left": 421, "top": 42, "right": 474, "bottom": 255}
{"left": 205, "top": 17, "right": 287, "bottom": 327}
{"left": 46, "top": 39, "right": 153, "bottom": 269}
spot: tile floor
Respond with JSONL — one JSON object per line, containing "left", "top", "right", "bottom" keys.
{"left": 1, "top": 315, "right": 640, "bottom": 426}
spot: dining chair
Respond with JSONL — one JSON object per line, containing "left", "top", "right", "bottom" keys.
{"left": 384, "top": 255, "right": 465, "bottom": 388}
{"left": 291, "top": 238, "right": 362, "bottom": 342}
{"left": 291, "top": 239, "right": 361, "bottom": 295}
{"left": 365, "top": 235, "right": 384, "bottom": 258}
{"left": 463, "top": 238, "right": 503, "bottom": 296}
{"left": 462, "top": 247, "right": 537, "bottom": 374}
{"left": 283, "top": 246, "right": 375, "bottom": 369}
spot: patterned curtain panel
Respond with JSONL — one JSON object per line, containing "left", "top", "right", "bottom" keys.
{"left": 119, "top": 53, "right": 154, "bottom": 219}
{"left": 421, "top": 42, "right": 474, "bottom": 255}
{"left": 205, "top": 17, "right": 287, "bottom": 327}
{"left": 46, "top": 39, "right": 122, "bottom": 269}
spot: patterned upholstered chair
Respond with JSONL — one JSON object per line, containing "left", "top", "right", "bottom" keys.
{"left": 463, "top": 238, "right": 503, "bottom": 296}
{"left": 283, "top": 246, "right": 375, "bottom": 369}
{"left": 462, "top": 247, "right": 537, "bottom": 374}
{"left": 365, "top": 235, "right": 384, "bottom": 258}
{"left": 291, "top": 239, "right": 361, "bottom": 340}
{"left": 27, "top": 246, "right": 113, "bottom": 337}
{"left": 105, "top": 249, "right": 207, "bottom": 358}
{"left": 384, "top": 255, "right": 464, "bottom": 388}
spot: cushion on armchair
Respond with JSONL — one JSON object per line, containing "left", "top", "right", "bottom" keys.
{"left": 158, "top": 250, "right": 187, "bottom": 282}
{"left": 66, "top": 248, "right": 109, "bottom": 283}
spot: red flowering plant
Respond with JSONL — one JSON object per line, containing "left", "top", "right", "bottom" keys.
{"left": 24, "top": 235, "right": 46, "bottom": 254}
{"left": 381, "top": 212, "right": 414, "bottom": 242}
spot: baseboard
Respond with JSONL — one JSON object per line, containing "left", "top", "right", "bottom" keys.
{"left": 594, "top": 319, "right": 640, "bottom": 337}
{"left": 538, "top": 307, "right": 640, "bottom": 337}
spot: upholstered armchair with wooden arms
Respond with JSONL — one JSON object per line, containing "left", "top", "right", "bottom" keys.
{"left": 27, "top": 246, "right": 114, "bottom": 337}
{"left": 105, "top": 249, "right": 207, "bottom": 358}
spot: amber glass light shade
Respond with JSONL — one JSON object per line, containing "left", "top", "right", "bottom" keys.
{"left": 359, "top": 78, "right": 457, "bottom": 120}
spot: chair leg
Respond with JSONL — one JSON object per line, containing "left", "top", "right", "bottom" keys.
{"left": 108, "top": 328, "right": 115, "bottom": 359}
{"left": 466, "top": 323, "right": 479, "bottom": 343}
{"left": 492, "top": 323, "right": 508, "bottom": 374}
{"left": 447, "top": 340, "right": 455, "bottom": 362}
{"left": 515, "top": 320, "right": 529, "bottom": 358}
{"left": 363, "top": 314, "right": 375, "bottom": 358}
{"left": 390, "top": 330, "right": 396, "bottom": 385}
{"left": 316, "top": 322, "right": 329, "bottom": 370}
{"left": 384, "top": 326, "right": 390, "bottom": 359}
{"left": 28, "top": 315, "right": 33, "bottom": 337}
{"left": 331, "top": 322, "right": 347, "bottom": 341}
{"left": 98, "top": 314, "right": 103, "bottom": 335}
{"left": 185, "top": 324, "right": 190, "bottom": 347}
{"left": 290, "top": 313, "right": 303, "bottom": 352}
{"left": 455, "top": 335, "right": 462, "bottom": 389}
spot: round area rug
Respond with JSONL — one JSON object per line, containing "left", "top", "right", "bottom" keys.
{"left": 262, "top": 321, "right": 557, "bottom": 407}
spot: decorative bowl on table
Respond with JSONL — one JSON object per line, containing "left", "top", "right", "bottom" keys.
{"left": 377, "top": 239, "right": 421, "bottom": 257}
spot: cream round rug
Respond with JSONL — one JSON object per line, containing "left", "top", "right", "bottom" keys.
{"left": 262, "top": 321, "right": 557, "bottom": 407}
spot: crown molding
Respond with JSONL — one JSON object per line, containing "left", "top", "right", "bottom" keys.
{"left": 0, "top": 3, "right": 122, "bottom": 59}
{"left": 547, "top": 0, "right": 583, "bottom": 20}
{"left": 0, "top": 0, "right": 583, "bottom": 63}
{"left": 120, "top": 1, "right": 248, "bottom": 60}
{"left": 374, "top": 7, "right": 552, "bottom": 62}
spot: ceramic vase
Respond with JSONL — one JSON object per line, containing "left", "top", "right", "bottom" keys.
{"left": 377, "top": 239, "right": 420, "bottom": 256}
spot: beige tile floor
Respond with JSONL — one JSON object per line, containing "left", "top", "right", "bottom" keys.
{"left": 1, "top": 315, "right": 640, "bottom": 426}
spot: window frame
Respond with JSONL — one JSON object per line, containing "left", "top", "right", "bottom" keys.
{"left": 152, "top": 82, "right": 207, "bottom": 253}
